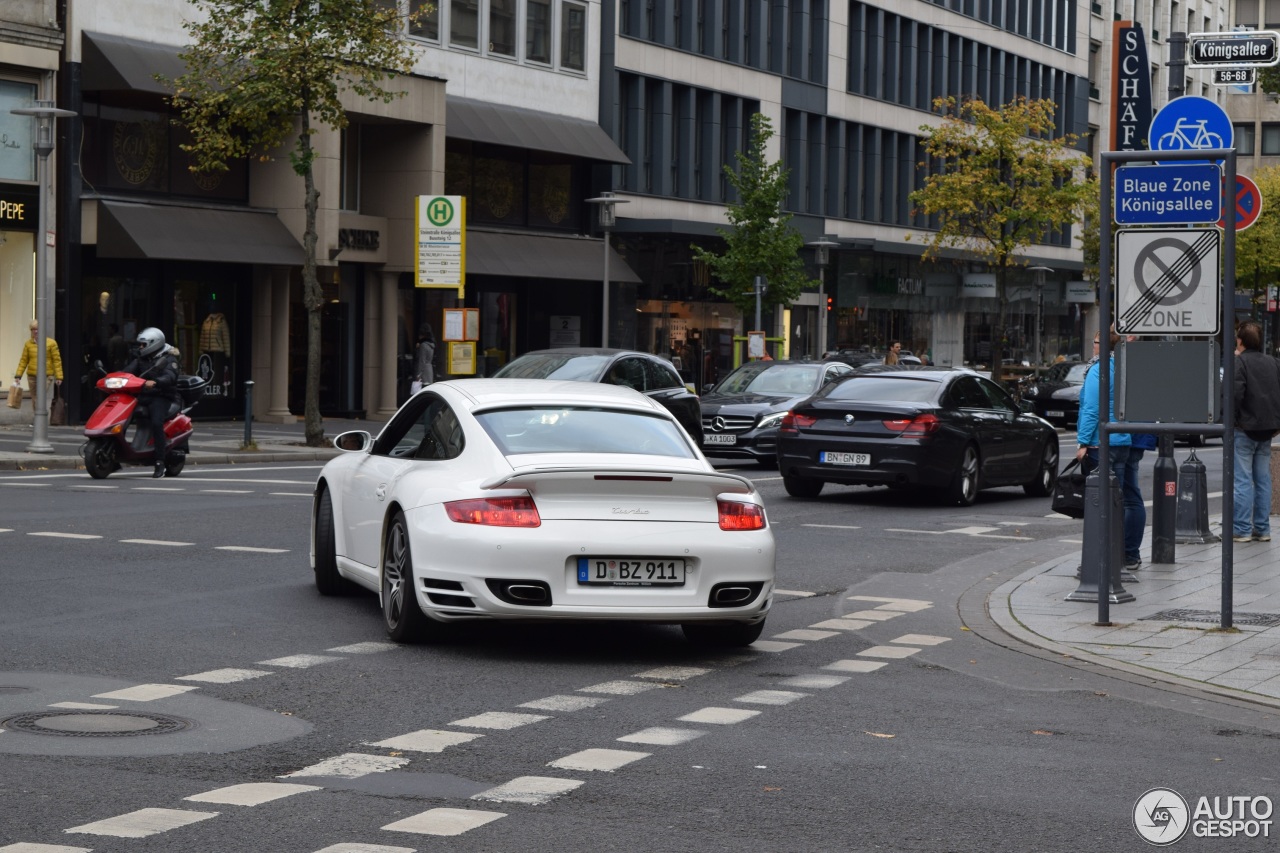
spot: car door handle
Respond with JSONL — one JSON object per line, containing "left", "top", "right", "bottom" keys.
{"left": 375, "top": 484, "right": 387, "bottom": 501}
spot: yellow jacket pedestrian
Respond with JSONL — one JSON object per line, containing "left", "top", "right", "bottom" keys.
{"left": 14, "top": 334, "right": 64, "bottom": 382}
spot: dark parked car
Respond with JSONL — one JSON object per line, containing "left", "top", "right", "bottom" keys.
{"left": 493, "top": 348, "right": 702, "bottom": 443}
{"left": 775, "top": 366, "right": 1058, "bottom": 506}
{"left": 700, "top": 360, "right": 855, "bottom": 464}
{"left": 1017, "top": 361, "right": 1089, "bottom": 427}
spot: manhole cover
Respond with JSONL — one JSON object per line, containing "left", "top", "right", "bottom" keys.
{"left": 1140, "top": 609, "right": 1280, "bottom": 628}
{"left": 1, "top": 710, "right": 193, "bottom": 737}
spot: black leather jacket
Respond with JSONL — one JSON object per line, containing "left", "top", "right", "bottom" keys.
{"left": 123, "top": 349, "right": 181, "bottom": 403}
{"left": 1234, "top": 349, "right": 1280, "bottom": 435}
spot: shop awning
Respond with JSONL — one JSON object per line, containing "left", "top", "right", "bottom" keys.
{"left": 82, "top": 32, "right": 186, "bottom": 94}
{"left": 448, "top": 98, "right": 630, "bottom": 164}
{"left": 467, "top": 231, "right": 640, "bottom": 283}
{"left": 96, "top": 200, "right": 305, "bottom": 266}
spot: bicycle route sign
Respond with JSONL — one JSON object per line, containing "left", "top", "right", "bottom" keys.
{"left": 1114, "top": 163, "right": 1221, "bottom": 225}
{"left": 1114, "top": 227, "right": 1221, "bottom": 335}
{"left": 1149, "top": 96, "right": 1233, "bottom": 158}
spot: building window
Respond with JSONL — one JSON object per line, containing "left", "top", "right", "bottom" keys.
{"left": 490, "top": 0, "right": 517, "bottom": 55}
{"left": 340, "top": 125, "right": 361, "bottom": 211}
{"left": 451, "top": 0, "right": 480, "bottom": 50}
{"left": 527, "top": 0, "right": 552, "bottom": 62}
{"left": 0, "top": 79, "right": 37, "bottom": 182}
{"left": 411, "top": 0, "right": 440, "bottom": 39}
{"left": 561, "top": 1, "right": 587, "bottom": 71}
{"left": 1263, "top": 124, "right": 1280, "bottom": 155}
{"left": 1236, "top": 124, "right": 1256, "bottom": 155}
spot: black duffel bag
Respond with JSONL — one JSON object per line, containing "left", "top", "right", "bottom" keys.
{"left": 1051, "top": 459, "right": 1087, "bottom": 519}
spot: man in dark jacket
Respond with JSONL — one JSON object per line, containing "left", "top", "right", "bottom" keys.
{"left": 123, "top": 327, "right": 182, "bottom": 478}
{"left": 1232, "top": 321, "right": 1280, "bottom": 542}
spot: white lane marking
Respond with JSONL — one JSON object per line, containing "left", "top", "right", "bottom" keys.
{"left": 0, "top": 529, "right": 12, "bottom": 533}
{"left": 547, "top": 749, "right": 650, "bottom": 773}
{"left": 845, "top": 596, "right": 902, "bottom": 603}
{"left": 885, "top": 526, "right": 1031, "bottom": 540}
{"left": 773, "top": 629, "right": 839, "bottom": 641}
{"left": 383, "top": 808, "right": 505, "bottom": 836}
{"left": 824, "top": 660, "right": 888, "bottom": 673}
{"left": 200, "top": 489, "right": 254, "bottom": 494}
{"left": 773, "top": 589, "right": 817, "bottom": 597}
{"left": 48, "top": 702, "right": 118, "bottom": 710}
{"left": 800, "top": 524, "right": 861, "bottom": 530}
{"left": 0, "top": 843, "right": 93, "bottom": 852}
{"left": 519, "top": 695, "right": 609, "bottom": 712}
{"left": 71, "top": 484, "right": 118, "bottom": 489}
{"left": 810, "top": 618, "right": 872, "bottom": 631}
{"left": 92, "top": 684, "right": 197, "bottom": 702}
{"left": 28, "top": 532, "right": 101, "bottom": 540}
{"left": 327, "top": 641, "right": 399, "bottom": 654}
{"left": 184, "top": 782, "right": 321, "bottom": 806}
{"left": 778, "top": 674, "right": 850, "bottom": 689}
{"left": 132, "top": 486, "right": 184, "bottom": 492}
{"left": 884, "top": 528, "right": 942, "bottom": 535}
{"left": 314, "top": 844, "right": 416, "bottom": 853}
{"left": 872, "top": 600, "right": 932, "bottom": 613}
{"left": 257, "top": 654, "right": 344, "bottom": 668}
{"left": 845, "top": 610, "right": 902, "bottom": 621}
{"left": 750, "top": 640, "right": 803, "bottom": 653}
{"left": 270, "top": 492, "right": 314, "bottom": 497}
{"left": 215, "top": 545, "right": 290, "bottom": 553}
{"left": 578, "top": 680, "right": 659, "bottom": 696}
{"left": 858, "top": 645, "right": 921, "bottom": 659}
{"left": 282, "top": 753, "right": 410, "bottom": 779}
{"left": 176, "top": 668, "right": 273, "bottom": 684}
{"left": 617, "top": 727, "right": 706, "bottom": 746}
{"left": 892, "top": 634, "right": 951, "bottom": 646}
{"left": 120, "top": 538, "right": 194, "bottom": 547}
{"left": 734, "top": 690, "right": 809, "bottom": 706}
{"left": 449, "top": 711, "right": 549, "bottom": 730}
{"left": 472, "top": 776, "right": 585, "bottom": 804}
{"left": 368, "top": 729, "right": 483, "bottom": 753}
{"left": 64, "top": 808, "right": 218, "bottom": 838}
{"left": 677, "top": 707, "right": 761, "bottom": 725}
{"left": 2, "top": 482, "right": 49, "bottom": 487}
{"left": 632, "top": 666, "right": 711, "bottom": 681}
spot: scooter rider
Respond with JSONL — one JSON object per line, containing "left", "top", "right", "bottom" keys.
{"left": 122, "top": 327, "right": 181, "bottom": 478}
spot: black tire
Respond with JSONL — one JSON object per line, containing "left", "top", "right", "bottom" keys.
{"left": 783, "top": 474, "right": 823, "bottom": 498}
{"left": 382, "top": 510, "right": 435, "bottom": 643}
{"left": 1023, "top": 438, "right": 1058, "bottom": 497}
{"left": 945, "top": 445, "right": 979, "bottom": 507}
{"left": 84, "top": 438, "right": 117, "bottom": 479}
{"left": 682, "top": 619, "right": 766, "bottom": 647}
{"left": 314, "top": 488, "right": 355, "bottom": 596}
{"left": 164, "top": 454, "right": 187, "bottom": 478}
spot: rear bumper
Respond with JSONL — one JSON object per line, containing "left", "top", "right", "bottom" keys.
{"left": 777, "top": 439, "right": 952, "bottom": 487}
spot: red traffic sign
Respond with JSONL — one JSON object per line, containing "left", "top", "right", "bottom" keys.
{"left": 1218, "top": 174, "right": 1263, "bottom": 232}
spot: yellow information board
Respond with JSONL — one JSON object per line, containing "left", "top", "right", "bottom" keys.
{"left": 447, "top": 341, "right": 477, "bottom": 375}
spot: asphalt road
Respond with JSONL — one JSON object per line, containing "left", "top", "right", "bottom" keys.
{"left": 4, "top": 442, "right": 1272, "bottom": 853}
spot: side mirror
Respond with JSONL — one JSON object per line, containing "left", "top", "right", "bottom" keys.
{"left": 702, "top": 384, "right": 716, "bottom": 394}
{"left": 333, "top": 430, "right": 373, "bottom": 453}
{"left": 1018, "top": 400, "right": 1034, "bottom": 414}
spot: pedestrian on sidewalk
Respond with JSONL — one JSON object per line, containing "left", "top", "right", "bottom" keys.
{"left": 13, "top": 319, "right": 64, "bottom": 415}
{"left": 1231, "top": 321, "right": 1280, "bottom": 543}
{"left": 412, "top": 323, "right": 436, "bottom": 394}
{"left": 1076, "top": 328, "right": 1145, "bottom": 570}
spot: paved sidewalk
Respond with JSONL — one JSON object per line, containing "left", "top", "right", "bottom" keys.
{"left": 992, "top": 519, "right": 1280, "bottom": 710}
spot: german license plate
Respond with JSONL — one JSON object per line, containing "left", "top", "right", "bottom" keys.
{"left": 1047, "top": 410, "right": 1064, "bottom": 418}
{"left": 577, "top": 557, "right": 686, "bottom": 586}
{"left": 820, "top": 451, "right": 870, "bottom": 465}
{"left": 704, "top": 433, "right": 737, "bottom": 445}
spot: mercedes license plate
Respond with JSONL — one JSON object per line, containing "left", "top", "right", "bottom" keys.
{"left": 577, "top": 557, "right": 686, "bottom": 586}
{"left": 1047, "top": 410, "right": 1064, "bottom": 418}
{"left": 820, "top": 451, "right": 870, "bottom": 466}
{"left": 704, "top": 433, "right": 737, "bottom": 445}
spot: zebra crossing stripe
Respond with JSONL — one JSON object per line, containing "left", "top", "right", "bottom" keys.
{"left": 64, "top": 808, "right": 218, "bottom": 838}
{"left": 382, "top": 807, "right": 506, "bottom": 836}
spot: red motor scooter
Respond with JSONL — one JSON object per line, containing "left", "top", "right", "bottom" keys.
{"left": 82, "top": 370, "right": 209, "bottom": 479}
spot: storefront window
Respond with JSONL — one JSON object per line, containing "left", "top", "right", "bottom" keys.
{"left": 0, "top": 80, "right": 38, "bottom": 182}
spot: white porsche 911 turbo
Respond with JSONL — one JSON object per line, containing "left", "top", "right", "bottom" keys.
{"left": 311, "top": 379, "right": 776, "bottom": 646}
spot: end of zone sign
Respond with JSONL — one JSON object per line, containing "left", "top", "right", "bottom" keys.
{"left": 1115, "top": 228, "right": 1221, "bottom": 335}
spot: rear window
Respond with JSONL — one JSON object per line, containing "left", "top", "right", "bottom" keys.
{"left": 820, "top": 376, "right": 942, "bottom": 404}
{"left": 493, "top": 354, "right": 610, "bottom": 381}
{"left": 476, "top": 407, "right": 696, "bottom": 458}
{"left": 717, "top": 364, "right": 821, "bottom": 395}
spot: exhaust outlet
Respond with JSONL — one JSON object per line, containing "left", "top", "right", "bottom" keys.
{"left": 505, "top": 584, "right": 549, "bottom": 603}
{"left": 712, "top": 586, "right": 754, "bottom": 605}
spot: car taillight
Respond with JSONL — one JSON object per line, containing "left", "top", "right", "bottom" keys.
{"left": 445, "top": 495, "right": 541, "bottom": 527}
{"left": 882, "top": 413, "right": 940, "bottom": 436}
{"left": 779, "top": 412, "right": 816, "bottom": 435}
{"left": 718, "top": 499, "right": 766, "bottom": 531}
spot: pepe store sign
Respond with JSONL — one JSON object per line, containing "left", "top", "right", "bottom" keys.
{"left": 0, "top": 183, "right": 37, "bottom": 230}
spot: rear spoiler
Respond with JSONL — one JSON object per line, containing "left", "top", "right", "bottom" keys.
{"left": 480, "top": 466, "right": 755, "bottom": 495}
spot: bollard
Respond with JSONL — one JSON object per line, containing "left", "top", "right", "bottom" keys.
{"left": 1175, "top": 448, "right": 1220, "bottom": 544}
{"left": 1151, "top": 434, "right": 1178, "bottom": 563}
{"left": 1067, "top": 471, "right": 1136, "bottom": 603}
{"left": 243, "top": 380, "right": 255, "bottom": 448}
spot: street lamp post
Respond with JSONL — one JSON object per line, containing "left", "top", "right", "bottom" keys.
{"left": 1027, "top": 266, "right": 1052, "bottom": 378}
{"left": 807, "top": 236, "right": 840, "bottom": 359}
{"left": 585, "top": 192, "right": 630, "bottom": 348}
{"left": 12, "top": 99, "right": 75, "bottom": 454}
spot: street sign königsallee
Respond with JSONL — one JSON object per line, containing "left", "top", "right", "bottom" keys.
{"left": 1114, "top": 163, "right": 1222, "bottom": 225}
{"left": 1187, "top": 31, "right": 1280, "bottom": 67}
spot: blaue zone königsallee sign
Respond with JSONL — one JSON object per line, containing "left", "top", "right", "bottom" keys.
{"left": 1114, "top": 163, "right": 1222, "bottom": 225}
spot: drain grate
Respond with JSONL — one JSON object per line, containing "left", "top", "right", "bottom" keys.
{"left": 1140, "top": 609, "right": 1280, "bottom": 628}
{"left": 1, "top": 710, "right": 193, "bottom": 738}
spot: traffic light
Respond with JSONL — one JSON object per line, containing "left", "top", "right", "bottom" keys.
{"left": 826, "top": 296, "right": 833, "bottom": 312}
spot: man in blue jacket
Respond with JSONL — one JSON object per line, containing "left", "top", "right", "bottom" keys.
{"left": 1075, "top": 328, "right": 1144, "bottom": 571}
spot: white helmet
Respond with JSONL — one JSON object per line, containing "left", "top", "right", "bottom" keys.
{"left": 136, "top": 327, "right": 166, "bottom": 357}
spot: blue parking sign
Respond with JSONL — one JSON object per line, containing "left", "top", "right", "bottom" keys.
{"left": 1149, "top": 96, "right": 1233, "bottom": 156}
